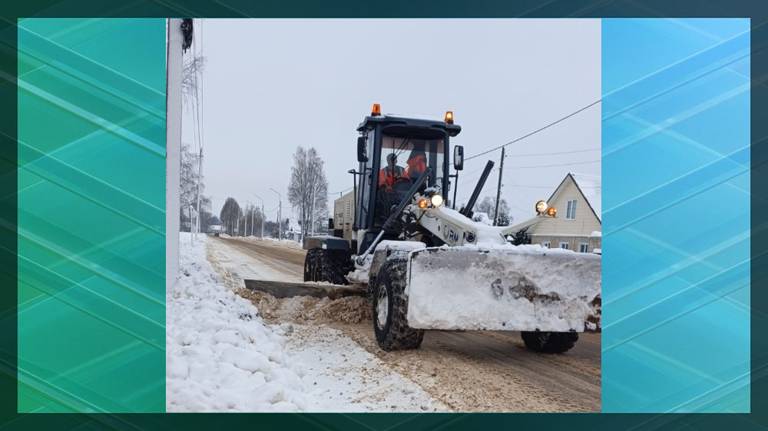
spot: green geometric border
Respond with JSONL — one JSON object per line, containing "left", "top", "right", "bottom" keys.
{"left": 0, "top": 0, "right": 766, "bottom": 429}
{"left": 17, "top": 17, "right": 166, "bottom": 413}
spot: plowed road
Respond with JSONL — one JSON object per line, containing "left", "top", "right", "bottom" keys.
{"left": 214, "top": 236, "right": 601, "bottom": 412}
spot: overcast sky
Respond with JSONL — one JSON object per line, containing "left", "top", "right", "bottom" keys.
{"left": 185, "top": 19, "right": 600, "bottom": 223}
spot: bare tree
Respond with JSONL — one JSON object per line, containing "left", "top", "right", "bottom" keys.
{"left": 179, "top": 143, "right": 206, "bottom": 230}
{"left": 288, "top": 147, "right": 328, "bottom": 241}
{"left": 476, "top": 196, "right": 512, "bottom": 226}
{"left": 241, "top": 204, "right": 265, "bottom": 237}
{"left": 182, "top": 55, "right": 205, "bottom": 109}
{"left": 220, "top": 197, "right": 242, "bottom": 236}
{"left": 182, "top": 53, "right": 206, "bottom": 235}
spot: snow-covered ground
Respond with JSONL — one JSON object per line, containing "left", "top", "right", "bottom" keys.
{"left": 167, "top": 233, "right": 444, "bottom": 412}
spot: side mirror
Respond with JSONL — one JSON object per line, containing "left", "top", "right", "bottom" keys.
{"left": 453, "top": 145, "right": 464, "bottom": 171}
{"left": 357, "top": 136, "right": 368, "bottom": 163}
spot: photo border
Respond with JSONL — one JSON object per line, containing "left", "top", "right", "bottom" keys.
{"left": 1, "top": 0, "right": 766, "bottom": 428}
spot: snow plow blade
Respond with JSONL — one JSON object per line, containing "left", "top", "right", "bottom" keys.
{"left": 243, "top": 279, "right": 365, "bottom": 300}
{"left": 406, "top": 246, "right": 601, "bottom": 332}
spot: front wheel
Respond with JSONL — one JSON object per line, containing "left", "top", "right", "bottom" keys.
{"left": 372, "top": 256, "right": 424, "bottom": 351}
{"left": 521, "top": 331, "right": 578, "bottom": 354}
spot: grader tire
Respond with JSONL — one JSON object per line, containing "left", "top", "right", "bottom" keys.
{"left": 521, "top": 331, "right": 578, "bottom": 354}
{"left": 372, "top": 256, "right": 424, "bottom": 351}
{"left": 303, "top": 248, "right": 350, "bottom": 285}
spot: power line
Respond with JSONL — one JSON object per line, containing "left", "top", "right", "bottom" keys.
{"left": 506, "top": 183, "right": 601, "bottom": 189}
{"left": 503, "top": 159, "right": 600, "bottom": 170}
{"left": 465, "top": 99, "right": 602, "bottom": 162}
{"left": 504, "top": 147, "right": 600, "bottom": 158}
{"left": 328, "top": 186, "right": 353, "bottom": 196}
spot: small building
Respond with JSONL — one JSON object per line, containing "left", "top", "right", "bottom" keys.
{"left": 285, "top": 218, "right": 302, "bottom": 242}
{"left": 528, "top": 173, "right": 601, "bottom": 253}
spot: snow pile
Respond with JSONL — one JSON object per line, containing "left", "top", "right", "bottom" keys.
{"left": 167, "top": 233, "right": 309, "bottom": 412}
{"left": 263, "top": 236, "right": 302, "bottom": 248}
{"left": 406, "top": 245, "right": 601, "bottom": 331}
{"left": 472, "top": 212, "right": 493, "bottom": 225}
{"left": 283, "top": 325, "right": 447, "bottom": 412}
{"left": 238, "top": 289, "right": 371, "bottom": 324}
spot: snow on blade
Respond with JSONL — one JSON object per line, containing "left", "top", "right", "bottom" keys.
{"left": 406, "top": 245, "right": 601, "bottom": 331}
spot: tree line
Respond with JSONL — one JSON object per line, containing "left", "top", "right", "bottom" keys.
{"left": 218, "top": 145, "right": 329, "bottom": 241}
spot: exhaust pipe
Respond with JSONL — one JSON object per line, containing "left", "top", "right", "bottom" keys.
{"left": 460, "top": 160, "right": 495, "bottom": 218}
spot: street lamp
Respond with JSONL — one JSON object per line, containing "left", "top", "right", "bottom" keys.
{"left": 270, "top": 188, "right": 282, "bottom": 241}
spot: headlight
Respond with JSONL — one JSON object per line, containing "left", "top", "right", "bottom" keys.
{"left": 430, "top": 194, "right": 444, "bottom": 207}
{"left": 546, "top": 206, "right": 557, "bottom": 217}
{"left": 418, "top": 198, "right": 429, "bottom": 209}
{"left": 535, "top": 200, "right": 548, "bottom": 214}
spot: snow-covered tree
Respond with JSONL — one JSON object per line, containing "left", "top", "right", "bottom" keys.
{"left": 182, "top": 55, "right": 205, "bottom": 110}
{"left": 180, "top": 143, "right": 206, "bottom": 229}
{"left": 288, "top": 147, "right": 328, "bottom": 241}
{"left": 476, "top": 196, "right": 512, "bottom": 226}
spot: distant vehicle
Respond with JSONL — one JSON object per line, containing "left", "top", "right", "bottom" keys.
{"left": 209, "top": 224, "right": 223, "bottom": 236}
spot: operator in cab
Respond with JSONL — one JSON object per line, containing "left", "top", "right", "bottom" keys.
{"left": 405, "top": 149, "right": 428, "bottom": 180}
{"left": 378, "top": 152, "right": 405, "bottom": 191}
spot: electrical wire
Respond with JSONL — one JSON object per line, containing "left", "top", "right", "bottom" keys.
{"left": 503, "top": 159, "right": 600, "bottom": 170}
{"left": 464, "top": 99, "right": 602, "bottom": 162}
{"left": 504, "top": 147, "right": 600, "bottom": 158}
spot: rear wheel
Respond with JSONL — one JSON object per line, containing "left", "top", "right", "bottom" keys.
{"left": 372, "top": 257, "right": 424, "bottom": 351}
{"left": 303, "top": 248, "right": 350, "bottom": 285}
{"left": 521, "top": 331, "right": 578, "bottom": 354}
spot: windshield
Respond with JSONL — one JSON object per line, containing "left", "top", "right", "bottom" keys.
{"left": 373, "top": 134, "right": 445, "bottom": 227}
{"left": 378, "top": 135, "right": 445, "bottom": 191}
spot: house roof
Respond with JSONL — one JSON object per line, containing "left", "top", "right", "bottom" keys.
{"left": 570, "top": 173, "right": 601, "bottom": 221}
{"left": 547, "top": 172, "right": 601, "bottom": 222}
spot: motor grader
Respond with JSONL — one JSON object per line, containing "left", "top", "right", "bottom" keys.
{"left": 301, "top": 104, "right": 600, "bottom": 353}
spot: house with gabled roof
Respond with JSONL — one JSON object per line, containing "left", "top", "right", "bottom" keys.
{"left": 528, "top": 172, "right": 601, "bottom": 253}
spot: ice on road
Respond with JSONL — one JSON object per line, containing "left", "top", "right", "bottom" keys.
{"left": 167, "top": 233, "right": 444, "bottom": 412}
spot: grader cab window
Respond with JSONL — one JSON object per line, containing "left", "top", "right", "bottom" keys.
{"left": 374, "top": 135, "right": 444, "bottom": 226}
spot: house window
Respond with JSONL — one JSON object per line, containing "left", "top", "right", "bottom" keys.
{"left": 579, "top": 243, "right": 589, "bottom": 253}
{"left": 559, "top": 242, "right": 569, "bottom": 250}
{"left": 566, "top": 199, "right": 577, "bottom": 219}
{"left": 541, "top": 241, "right": 550, "bottom": 248}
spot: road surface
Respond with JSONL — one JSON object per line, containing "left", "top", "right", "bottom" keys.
{"left": 211, "top": 236, "right": 601, "bottom": 412}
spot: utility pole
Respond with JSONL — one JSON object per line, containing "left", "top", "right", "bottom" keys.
{"left": 195, "top": 145, "right": 202, "bottom": 239}
{"left": 193, "top": 19, "right": 205, "bottom": 241}
{"left": 244, "top": 203, "right": 250, "bottom": 237}
{"left": 250, "top": 202, "right": 255, "bottom": 237}
{"left": 493, "top": 146, "right": 505, "bottom": 226}
{"left": 188, "top": 205, "right": 194, "bottom": 245}
{"left": 270, "top": 188, "right": 282, "bottom": 240}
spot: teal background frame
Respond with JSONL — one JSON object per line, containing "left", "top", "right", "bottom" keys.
{"left": 0, "top": 0, "right": 765, "bottom": 429}
{"left": 602, "top": 18, "right": 751, "bottom": 412}
{"left": 17, "top": 18, "right": 166, "bottom": 412}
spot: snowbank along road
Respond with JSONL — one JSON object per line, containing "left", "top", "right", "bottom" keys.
{"left": 168, "top": 233, "right": 444, "bottom": 412}
{"left": 205, "top": 235, "right": 601, "bottom": 412}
